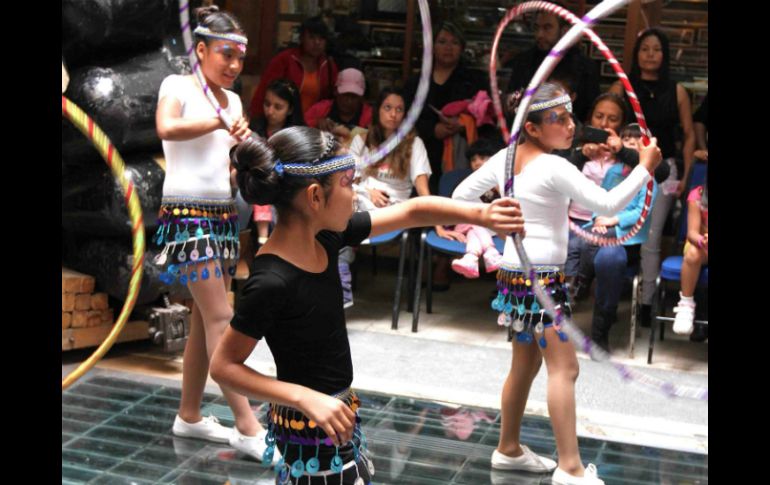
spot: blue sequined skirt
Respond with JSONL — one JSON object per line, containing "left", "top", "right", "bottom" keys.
{"left": 152, "top": 196, "right": 240, "bottom": 285}
{"left": 492, "top": 263, "right": 572, "bottom": 346}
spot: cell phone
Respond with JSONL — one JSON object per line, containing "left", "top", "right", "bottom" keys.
{"left": 581, "top": 126, "right": 610, "bottom": 144}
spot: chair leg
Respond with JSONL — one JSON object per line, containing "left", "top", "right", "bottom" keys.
{"left": 391, "top": 232, "right": 409, "bottom": 330}
{"left": 629, "top": 274, "right": 639, "bottom": 359}
{"left": 659, "top": 283, "right": 666, "bottom": 342}
{"left": 648, "top": 276, "right": 661, "bottom": 364}
{"left": 407, "top": 233, "right": 416, "bottom": 313}
{"left": 411, "top": 230, "right": 427, "bottom": 333}
{"left": 426, "top": 247, "right": 434, "bottom": 314}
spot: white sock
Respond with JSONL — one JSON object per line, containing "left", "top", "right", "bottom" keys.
{"left": 679, "top": 293, "right": 694, "bottom": 303}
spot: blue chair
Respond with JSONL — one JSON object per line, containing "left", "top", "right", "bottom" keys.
{"left": 648, "top": 162, "right": 708, "bottom": 364}
{"left": 355, "top": 229, "right": 412, "bottom": 330}
{"left": 411, "top": 169, "right": 504, "bottom": 332}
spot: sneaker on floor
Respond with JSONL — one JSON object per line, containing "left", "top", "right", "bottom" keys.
{"left": 552, "top": 464, "right": 604, "bottom": 485}
{"left": 491, "top": 446, "right": 557, "bottom": 472}
{"left": 452, "top": 254, "right": 480, "bottom": 279}
{"left": 483, "top": 248, "right": 502, "bottom": 273}
{"left": 672, "top": 297, "right": 696, "bottom": 335}
{"left": 172, "top": 415, "right": 232, "bottom": 443}
{"left": 230, "top": 428, "right": 281, "bottom": 465}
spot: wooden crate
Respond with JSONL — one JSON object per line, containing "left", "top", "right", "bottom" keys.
{"left": 62, "top": 320, "right": 150, "bottom": 351}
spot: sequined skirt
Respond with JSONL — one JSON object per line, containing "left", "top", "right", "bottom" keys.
{"left": 152, "top": 196, "right": 240, "bottom": 285}
{"left": 266, "top": 388, "right": 374, "bottom": 485}
{"left": 492, "top": 262, "right": 572, "bottom": 346}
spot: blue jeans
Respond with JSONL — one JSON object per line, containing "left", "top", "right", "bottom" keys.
{"left": 583, "top": 244, "right": 640, "bottom": 341}
{"left": 565, "top": 218, "right": 590, "bottom": 277}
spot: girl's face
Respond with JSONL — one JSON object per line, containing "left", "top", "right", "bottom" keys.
{"left": 379, "top": 94, "right": 405, "bottom": 134}
{"left": 263, "top": 90, "right": 291, "bottom": 128}
{"left": 528, "top": 104, "right": 575, "bottom": 150}
{"left": 470, "top": 155, "right": 490, "bottom": 171}
{"left": 638, "top": 35, "right": 663, "bottom": 73}
{"left": 622, "top": 136, "right": 641, "bottom": 152}
{"left": 198, "top": 39, "right": 245, "bottom": 89}
{"left": 434, "top": 30, "right": 462, "bottom": 67}
{"left": 590, "top": 100, "right": 623, "bottom": 132}
{"left": 301, "top": 31, "right": 327, "bottom": 58}
{"left": 320, "top": 167, "right": 355, "bottom": 232}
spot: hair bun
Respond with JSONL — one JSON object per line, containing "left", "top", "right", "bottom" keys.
{"left": 195, "top": 5, "right": 220, "bottom": 24}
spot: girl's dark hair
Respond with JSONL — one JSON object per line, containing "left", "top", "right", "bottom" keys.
{"left": 232, "top": 127, "right": 340, "bottom": 210}
{"left": 630, "top": 28, "right": 671, "bottom": 87}
{"left": 466, "top": 137, "right": 504, "bottom": 161}
{"left": 506, "top": 82, "right": 567, "bottom": 142}
{"left": 250, "top": 79, "right": 306, "bottom": 137}
{"left": 364, "top": 87, "right": 416, "bottom": 180}
{"left": 193, "top": 6, "right": 244, "bottom": 45}
{"left": 586, "top": 92, "right": 629, "bottom": 127}
{"left": 620, "top": 123, "right": 642, "bottom": 139}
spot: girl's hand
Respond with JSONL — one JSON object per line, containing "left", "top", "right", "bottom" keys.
{"left": 591, "top": 224, "right": 608, "bottom": 234}
{"left": 229, "top": 116, "right": 251, "bottom": 141}
{"left": 368, "top": 188, "right": 391, "bottom": 208}
{"left": 480, "top": 198, "right": 525, "bottom": 235}
{"left": 594, "top": 216, "right": 617, "bottom": 228}
{"left": 297, "top": 389, "right": 356, "bottom": 447}
{"left": 435, "top": 226, "right": 467, "bottom": 242}
{"left": 639, "top": 137, "right": 662, "bottom": 173}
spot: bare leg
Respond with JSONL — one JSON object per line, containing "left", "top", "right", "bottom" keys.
{"left": 185, "top": 259, "right": 263, "bottom": 436}
{"left": 497, "top": 340, "right": 543, "bottom": 456}
{"left": 178, "top": 302, "right": 209, "bottom": 423}
{"left": 680, "top": 244, "right": 707, "bottom": 297}
{"left": 539, "top": 327, "right": 584, "bottom": 476}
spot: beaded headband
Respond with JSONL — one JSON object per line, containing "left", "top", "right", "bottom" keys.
{"left": 275, "top": 154, "right": 356, "bottom": 178}
{"left": 529, "top": 94, "right": 572, "bottom": 114}
{"left": 194, "top": 26, "right": 248, "bottom": 46}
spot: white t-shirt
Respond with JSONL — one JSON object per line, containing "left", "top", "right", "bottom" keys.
{"left": 452, "top": 149, "right": 650, "bottom": 266}
{"left": 350, "top": 134, "right": 432, "bottom": 205}
{"left": 158, "top": 75, "right": 243, "bottom": 199}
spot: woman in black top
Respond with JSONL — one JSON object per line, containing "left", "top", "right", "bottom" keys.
{"left": 609, "top": 28, "right": 695, "bottom": 323}
{"left": 209, "top": 126, "right": 524, "bottom": 484}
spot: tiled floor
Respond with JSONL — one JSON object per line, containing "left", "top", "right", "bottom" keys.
{"left": 62, "top": 375, "right": 707, "bottom": 484}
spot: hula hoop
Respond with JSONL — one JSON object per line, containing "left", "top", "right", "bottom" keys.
{"left": 62, "top": 96, "right": 146, "bottom": 390}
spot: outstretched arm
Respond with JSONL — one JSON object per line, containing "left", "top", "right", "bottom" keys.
{"left": 368, "top": 196, "right": 524, "bottom": 239}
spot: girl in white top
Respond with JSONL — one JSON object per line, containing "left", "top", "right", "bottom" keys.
{"left": 154, "top": 6, "right": 272, "bottom": 462}
{"left": 452, "top": 83, "right": 661, "bottom": 485}
{"left": 350, "top": 87, "right": 432, "bottom": 207}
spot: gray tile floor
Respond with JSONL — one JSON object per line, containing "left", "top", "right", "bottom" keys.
{"left": 62, "top": 375, "right": 707, "bottom": 484}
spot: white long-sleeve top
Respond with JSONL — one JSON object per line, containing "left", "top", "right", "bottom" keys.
{"left": 452, "top": 149, "right": 651, "bottom": 266}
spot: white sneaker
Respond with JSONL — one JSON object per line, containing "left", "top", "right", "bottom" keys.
{"left": 229, "top": 428, "right": 281, "bottom": 465}
{"left": 672, "top": 297, "right": 696, "bottom": 335}
{"left": 491, "top": 446, "right": 557, "bottom": 472}
{"left": 172, "top": 415, "right": 231, "bottom": 443}
{"left": 552, "top": 463, "right": 605, "bottom": 485}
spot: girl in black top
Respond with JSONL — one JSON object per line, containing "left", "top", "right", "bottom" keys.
{"left": 209, "top": 126, "right": 525, "bottom": 484}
